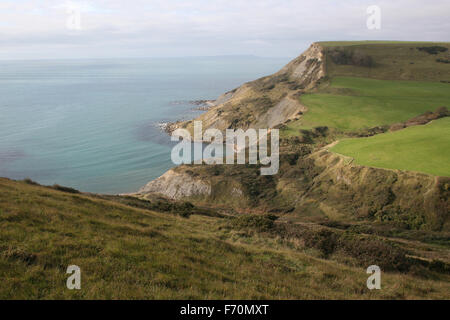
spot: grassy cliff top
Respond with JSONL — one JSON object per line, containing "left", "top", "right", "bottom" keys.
{"left": 282, "top": 76, "right": 450, "bottom": 134}
{"left": 280, "top": 41, "right": 450, "bottom": 176}
{"left": 321, "top": 41, "right": 450, "bottom": 81}
{"left": 318, "top": 41, "right": 450, "bottom": 47}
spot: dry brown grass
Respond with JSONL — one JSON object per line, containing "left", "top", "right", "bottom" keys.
{"left": 0, "top": 178, "right": 449, "bottom": 299}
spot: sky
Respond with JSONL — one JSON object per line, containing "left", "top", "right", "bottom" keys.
{"left": 0, "top": 0, "right": 449, "bottom": 59}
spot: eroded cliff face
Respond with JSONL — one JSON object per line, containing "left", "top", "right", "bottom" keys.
{"left": 138, "top": 169, "right": 211, "bottom": 200}
{"left": 276, "top": 42, "right": 326, "bottom": 89}
{"left": 168, "top": 43, "right": 326, "bottom": 137}
{"left": 294, "top": 149, "right": 449, "bottom": 231}
{"left": 135, "top": 146, "right": 449, "bottom": 231}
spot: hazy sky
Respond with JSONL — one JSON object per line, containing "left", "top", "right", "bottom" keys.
{"left": 0, "top": 0, "right": 449, "bottom": 59}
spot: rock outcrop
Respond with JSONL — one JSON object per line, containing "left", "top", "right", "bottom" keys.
{"left": 137, "top": 169, "right": 211, "bottom": 200}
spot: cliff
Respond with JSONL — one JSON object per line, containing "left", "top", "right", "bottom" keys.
{"left": 167, "top": 43, "right": 326, "bottom": 136}
{"left": 139, "top": 169, "right": 211, "bottom": 200}
{"left": 137, "top": 41, "right": 450, "bottom": 232}
{"left": 135, "top": 145, "right": 449, "bottom": 231}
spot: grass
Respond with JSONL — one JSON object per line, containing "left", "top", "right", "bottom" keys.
{"left": 1, "top": 178, "right": 449, "bottom": 299}
{"left": 2, "top": 41, "right": 450, "bottom": 300}
{"left": 318, "top": 41, "right": 450, "bottom": 47}
{"left": 280, "top": 43, "right": 450, "bottom": 178}
{"left": 330, "top": 117, "right": 450, "bottom": 177}
{"left": 282, "top": 77, "right": 450, "bottom": 135}
{"left": 321, "top": 42, "right": 450, "bottom": 81}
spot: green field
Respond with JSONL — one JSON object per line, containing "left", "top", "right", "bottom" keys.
{"left": 322, "top": 42, "right": 450, "bottom": 81}
{"left": 330, "top": 117, "right": 450, "bottom": 177}
{"left": 282, "top": 77, "right": 450, "bottom": 134}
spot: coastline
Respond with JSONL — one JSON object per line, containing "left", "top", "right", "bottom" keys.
{"left": 160, "top": 99, "right": 216, "bottom": 135}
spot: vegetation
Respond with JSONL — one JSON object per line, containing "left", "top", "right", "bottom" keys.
{"left": 417, "top": 46, "right": 448, "bottom": 55}
{"left": 283, "top": 77, "right": 450, "bottom": 132}
{"left": 330, "top": 117, "right": 450, "bottom": 177}
{"left": 318, "top": 41, "right": 450, "bottom": 47}
{"left": 273, "top": 224, "right": 411, "bottom": 272}
{"left": 322, "top": 42, "right": 450, "bottom": 81}
{"left": 2, "top": 41, "right": 450, "bottom": 300}
{"left": 230, "top": 214, "right": 277, "bottom": 232}
{"left": 328, "top": 49, "right": 374, "bottom": 67}
{"left": 280, "top": 42, "right": 450, "bottom": 178}
{"left": 1, "top": 178, "right": 449, "bottom": 299}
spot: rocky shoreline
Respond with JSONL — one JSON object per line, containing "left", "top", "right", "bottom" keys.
{"left": 160, "top": 99, "right": 216, "bottom": 134}
{"left": 189, "top": 99, "right": 216, "bottom": 110}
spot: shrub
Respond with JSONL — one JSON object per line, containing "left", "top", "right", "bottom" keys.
{"left": 152, "top": 200, "right": 194, "bottom": 218}
{"left": 436, "top": 58, "right": 450, "bottom": 64}
{"left": 51, "top": 184, "right": 80, "bottom": 194}
{"left": 302, "top": 229, "right": 338, "bottom": 257}
{"left": 239, "top": 170, "right": 277, "bottom": 206}
{"left": 417, "top": 46, "right": 448, "bottom": 55}
{"left": 23, "top": 178, "right": 39, "bottom": 185}
{"left": 337, "top": 232, "right": 410, "bottom": 272}
{"left": 274, "top": 224, "right": 411, "bottom": 272}
{"left": 298, "top": 130, "right": 315, "bottom": 144}
{"left": 282, "top": 153, "right": 300, "bottom": 166}
{"left": 175, "top": 201, "right": 195, "bottom": 217}
{"left": 435, "top": 106, "right": 449, "bottom": 117}
{"left": 113, "top": 196, "right": 198, "bottom": 218}
{"left": 313, "top": 126, "right": 329, "bottom": 137}
{"left": 3, "top": 247, "right": 37, "bottom": 265}
{"left": 351, "top": 51, "right": 375, "bottom": 67}
{"left": 329, "top": 49, "right": 374, "bottom": 67}
{"left": 428, "top": 260, "right": 450, "bottom": 274}
{"left": 265, "top": 214, "right": 279, "bottom": 221}
{"left": 231, "top": 214, "right": 275, "bottom": 232}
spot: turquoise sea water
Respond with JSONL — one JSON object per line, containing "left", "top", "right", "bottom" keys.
{"left": 0, "top": 57, "right": 288, "bottom": 193}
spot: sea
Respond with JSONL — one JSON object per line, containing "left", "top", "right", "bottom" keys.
{"left": 0, "top": 56, "right": 288, "bottom": 194}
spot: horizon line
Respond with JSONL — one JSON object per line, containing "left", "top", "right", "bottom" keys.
{"left": 0, "top": 54, "right": 294, "bottom": 62}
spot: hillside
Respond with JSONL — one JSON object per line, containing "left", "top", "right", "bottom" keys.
{"left": 139, "top": 42, "right": 450, "bottom": 222}
{"left": 167, "top": 43, "right": 326, "bottom": 135}
{"left": 2, "top": 41, "right": 450, "bottom": 300}
{"left": 1, "top": 178, "right": 449, "bottom": 299}
{"left": 168, "top": 41, "right": 450, "bottom": 137}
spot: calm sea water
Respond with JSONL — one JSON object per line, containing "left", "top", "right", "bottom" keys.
{"left": 0, "top": 57, "right": 288, "bottom": 194}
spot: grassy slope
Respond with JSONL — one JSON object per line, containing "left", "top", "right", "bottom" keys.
{"left": 1, "top": 178, "right": 449, "bottom": 299}
{"left": 283, "top": 76, "right": 450, "bottom": 133}
{"left": 282, "top": 42, "right": 450, "bottom": 136}
{"left": 319, "top": 41, "right": 450, "bottom": 48}
{"left": 330, "top": 117, "right": 450, "bottom": 177}
{"left": 323, "top": 42, "right": 450, "bottom": 81}
{"left": 281, "top": 42, "right": 450, "bottom": 176}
